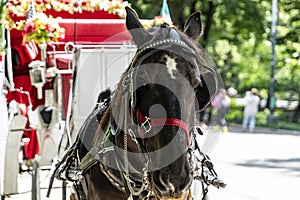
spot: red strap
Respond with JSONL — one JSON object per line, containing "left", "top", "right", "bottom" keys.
{"left": 137, "top": 109, "right": 190, "bottom": 147}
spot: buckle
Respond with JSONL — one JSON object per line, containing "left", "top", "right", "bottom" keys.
{"left": 141, "top": 117, "right": 152, "bottom": 133}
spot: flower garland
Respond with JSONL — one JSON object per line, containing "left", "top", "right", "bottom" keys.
{"left": 17, "top": 13, "right": 65, "bottom": 47}
{"left": 2, "top": 0, "right": 172, "bottom": 46}
{"left": 2, "top": 0, "right": 129, "bottom": 46}
{"left": 3, "top": 0, "right": 128, "bottom": 29}
{"left": 142, "top": 16, "right": 174, "bottom": 30}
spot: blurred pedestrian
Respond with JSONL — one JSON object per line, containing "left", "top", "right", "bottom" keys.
{"left": 242, "top": 88, "right": 260, "bottom": 132}
{"left": 211, "top": 88, "right": 230, "bottom": 133}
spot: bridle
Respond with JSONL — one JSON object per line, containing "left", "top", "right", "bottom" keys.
{"left": 113, "top": 30, "right": 202, "bottom": 198}
{"left": 47, "top": 26, "right": 221, "bottom": 200}
{"left": 47, "top": 25, "right": 224, "bottom": 200}
{"left": 119, "top": 35, "right": 199, "bottom": 144}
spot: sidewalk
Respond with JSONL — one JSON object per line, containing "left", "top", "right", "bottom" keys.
{"left": 3, "top": 169, "right": 71, "bottom": 200}
{"left": 207, "top": 131, "right": 300, "bottom": 200}
{"left": 228, "top": 123, "right": 300, "bottom": 136}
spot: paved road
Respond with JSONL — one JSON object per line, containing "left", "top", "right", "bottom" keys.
{"left": 206, "top": 129, "right": 300, "bottom": 200}
{"left": 4, "top": 127, "right": 300, "bottom": 200}
{"left": 3, "top": 169, "right": 72, "bottom": 200}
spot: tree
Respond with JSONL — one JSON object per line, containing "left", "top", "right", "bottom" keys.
{"left": 128, "top": 0, "right": 300, "bottom": 102}
{"left": 0, "top": 0, "right": 8, "bottom": 51}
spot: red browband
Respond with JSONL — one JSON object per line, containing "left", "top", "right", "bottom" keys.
{"left": 136, "top": 109, "right": 190, "bottom": 147}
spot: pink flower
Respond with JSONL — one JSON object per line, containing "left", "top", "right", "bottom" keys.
{"left": 8, "top": 10, "right": 15, "bottom": 18}
{"left": 81, "top": 0, "right": 88, "bottom": 6}
{"left": 23, "top": 21, "right": 36, "bottom": 34}
{"left": 35, "top": 0, "right": 42, "bottom": 4}
{"left": 74, "top": 1, "right": 80, "bottom": 7}
{"left": 11, "top": 0, "right": 21, "bottom": 6}
{"left": 45, "top": 23, "right": 54, "bottom": 33}
{"left": 63, "top": 0, "right": 71, "bottom": 4}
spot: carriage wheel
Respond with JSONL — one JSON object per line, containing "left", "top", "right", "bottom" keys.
{"left": 31, "top": 159, "right": 41, "bottom": 200}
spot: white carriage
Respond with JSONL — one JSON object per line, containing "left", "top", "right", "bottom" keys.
{"left": 0, "top": 1, "right": 136, "bottom": 199}
{"left": 1, "top": 2, "right": 225, "bottom": 200}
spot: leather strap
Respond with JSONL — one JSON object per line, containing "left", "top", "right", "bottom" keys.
{"left": 137, "top": 109, "right": 190, "bottom": 147}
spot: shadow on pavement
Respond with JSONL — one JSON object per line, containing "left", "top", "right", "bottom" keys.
{"left": 236, "top": 157, "right": 300, "bottom": 177}
{"left": 228, "top": 124, "right": 300, "bottom": 136}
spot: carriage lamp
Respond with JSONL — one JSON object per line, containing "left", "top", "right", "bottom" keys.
{"left": 29, "top": 60, "right": 46, "bottom": 99}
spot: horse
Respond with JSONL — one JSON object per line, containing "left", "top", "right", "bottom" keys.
{"left": 49, "top": 6, "right": 220, "bottom": 200}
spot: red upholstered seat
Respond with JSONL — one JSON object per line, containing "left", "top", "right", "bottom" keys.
{"left": 6, "top": 86, "right": 39, "bottom": 159}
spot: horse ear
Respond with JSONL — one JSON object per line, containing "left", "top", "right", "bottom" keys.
{"left": 125, "top": 6, "right": 151, "bottom": 47}
{"left": 183, "top": 12, "right": 203, "bottom": 41}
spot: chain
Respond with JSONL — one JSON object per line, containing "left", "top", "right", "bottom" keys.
{"left": 122, "top": 93, "right": 149, "bottom": 196}
{"left": 129, "top": 67, "right": 135, "bottom": 109}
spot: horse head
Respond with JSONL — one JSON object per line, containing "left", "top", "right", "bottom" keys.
{"left": 110, "top": 7, "right": 218, "bottom": 199}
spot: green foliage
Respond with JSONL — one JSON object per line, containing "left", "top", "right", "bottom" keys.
{"left": 129, "top": 0, "right": 300, "bottom": 126}
{"left": 256, "top": 108, "right": 300, "bottom": 132}
{"left": 226, "top": 99, "right": 243, "bottom": 124}
{"left": 128, "top": 0, "right": 162, "bottom": 19}
{"left": 226, "top": 98, "right": 300, "bottom": 131}
{"left": 0, "top": 0, "right": 8, "bottom": 51}
{"left": 128, "top": 0, "right": 300, "bottom": 98}
{"left": 0, "top": 0, "right": 8, "bottom": 16}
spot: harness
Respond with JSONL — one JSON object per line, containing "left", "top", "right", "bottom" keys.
{"left": 106, "top": 33, "right": 217, "bottom": 198}
{"left": 47, "top": 26, "right": 226, "bottom": 200}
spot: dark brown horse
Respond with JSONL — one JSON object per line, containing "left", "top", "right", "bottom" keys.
{"left": 50, "top": 6, "right": 219, "bottom": 200}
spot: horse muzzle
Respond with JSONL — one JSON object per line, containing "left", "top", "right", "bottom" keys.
{"left": 151, "top": 162, "right": 193, "bottom": 200}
